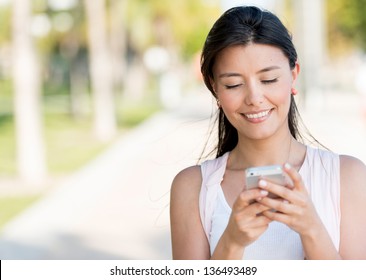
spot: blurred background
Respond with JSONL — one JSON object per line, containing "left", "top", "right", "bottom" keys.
{"left": 0, "top": 0, "right": 365, "bottom": 259}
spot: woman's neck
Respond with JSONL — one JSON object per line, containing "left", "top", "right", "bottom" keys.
{"left": 227, "top": 132, "right": 300, "bottom": 170}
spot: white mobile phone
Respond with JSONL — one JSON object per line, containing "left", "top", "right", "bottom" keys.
{"left": 245, "top": 165, "right": 288, "bottom": 198}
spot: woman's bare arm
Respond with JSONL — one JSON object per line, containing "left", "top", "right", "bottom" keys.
{"left": 339, "top": 155, "right": 366, "bottom": 259}
{"left": 170, "top": 166, "right": 210, "bottom": 259}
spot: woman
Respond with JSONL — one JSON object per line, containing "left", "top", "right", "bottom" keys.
{"left": 170, "top": 6, "right": 366, "bottom": 259}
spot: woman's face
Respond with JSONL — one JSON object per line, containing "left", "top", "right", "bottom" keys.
{"left": 212, "top": 43, "right": 299, "bottom": 141}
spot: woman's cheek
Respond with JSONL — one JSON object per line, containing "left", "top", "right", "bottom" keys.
{"left": 219, "top": 92, "right": 243, "bottom": 109}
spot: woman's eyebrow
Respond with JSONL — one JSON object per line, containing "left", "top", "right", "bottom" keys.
{"left": 218, "top": 66, "right": 281, "bottom": 78}
{"left": 256, "top": 65, "right": 281, "bottom": 74}
{"left": 218, "top": 72, "right": 242, "bottom": 78}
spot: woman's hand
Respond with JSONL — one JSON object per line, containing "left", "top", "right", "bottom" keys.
{"left": 256, "top": 163, "right": 323, "bottom": 237}
{"left": 256, "top": 163, "right": 342, "bottom": 259}
{"left": 212, "top": 188, "right": 271, "bottom": 259}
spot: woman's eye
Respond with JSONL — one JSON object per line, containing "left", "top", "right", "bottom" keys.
{"left": 225, "top": 84, "right": 242, "bottom": 89}
{"left": 262, "top": 78, "right": 278, "bottom": 84}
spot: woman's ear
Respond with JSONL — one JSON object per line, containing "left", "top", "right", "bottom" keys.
{"left": 291, "top": 61, "right": 300, "bottom": 86}
{"left": 210, "top": 77, "right": 215, "bottom": 88}
{"left": 210, "top": 77, "right": 217, "bottom": 95}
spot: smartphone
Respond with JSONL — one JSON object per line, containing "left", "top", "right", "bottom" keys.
{"left": 245, "top": 165, "right": 289, "bottom": 198}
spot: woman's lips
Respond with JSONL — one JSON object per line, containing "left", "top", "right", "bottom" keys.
{"left": 241, "top": 109, "right": 272, "bottom": 123}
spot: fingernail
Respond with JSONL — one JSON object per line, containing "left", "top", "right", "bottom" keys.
{"left": 260, "top": 190, "right": 268, "bottom": 196}
{"left": 259, "top": 180, "right": 267, "bottom": 188}
{"left": 283, "top": 199, "right": 289, "bottom": 204}
{"left": 284, "top": 163, "right": 291, "bottom": 170}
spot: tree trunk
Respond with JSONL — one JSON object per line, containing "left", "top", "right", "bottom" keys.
{"left": 83, "top": 0, "right": 117, "bottom": 142}
{"left": 69, "top": 59, "right": 90, "bottom": 119}
{"left": 12, "top": 0, "right": 47, "bottom": 184}
{"left": 109, "top": 0, "right": 128, "bottom": 96}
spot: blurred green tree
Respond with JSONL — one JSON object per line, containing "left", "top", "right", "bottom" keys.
{"left": 122, "top": 0, "right": 220, "bottom": 104}
{"left": 34, "top": 1, "right": 91, "bottom": 119}
{"left": 126, "top": 0, "right": 220, "bottom": 59}
{"left": 327, "top": 0, "right": 366, "bottom": 53}
{"left": 0, "top": 4, "right": 10, "bottom": 46}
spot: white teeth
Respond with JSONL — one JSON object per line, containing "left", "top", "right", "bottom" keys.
{"left": 245, "top": 110, "right": 270, "bottom": 119}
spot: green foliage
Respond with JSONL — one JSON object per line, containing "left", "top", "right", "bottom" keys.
{"left": 0, "top": 5, "right": 11, "bottom": 43}
{"left": 0, "top": 0, "right": 218, "bottom": 177}
{"left": 327, "top": 0, "right": 366, "bottom": 52}
{"left": 44, "top": 113, "right": 109, "bottom": 174}
{"left": 0, "top": 114, "right": 15, "bottom": 175}
{"left": 0, "top": 0, "right": 219, "bottom": 230}
{"left": 0, "top": 102, "right": 160, "bottom": 176}
{"left": 168, "top": 0, "right": 220, "bottom": 59}
{"left": 0, "top": 195, "right": 40, "bottom": 230}
{"left": 126, "top": 0, "right": 220, "bottom": 58}
{"left": 117, "top": 102, "right": 161, "bottom": 128}
{"left": 0, "top": 80, "right": 13, "bottom": 108}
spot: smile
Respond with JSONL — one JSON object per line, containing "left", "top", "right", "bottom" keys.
{"left": 243, "top": 109, "right": 271, "bottom": 120}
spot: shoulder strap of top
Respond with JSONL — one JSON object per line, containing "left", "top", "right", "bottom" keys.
{"left": 199, "top": 152, "right": 229, "bottom": 240}
{"left": 300, "top": 146, "right": 341, "bottom": 251}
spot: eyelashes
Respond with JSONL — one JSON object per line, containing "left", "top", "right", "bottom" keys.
{"left": 224, "top": 78, "right": 278, "bottom": 89}
{"left": 225, "top": 84, "right": 242, "bottom": 89}
{"left": 262, "top": 78, "right": 278, "bottom": 84}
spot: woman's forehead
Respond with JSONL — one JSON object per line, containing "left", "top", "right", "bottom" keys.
{"left": 214, "top": 44, "right": 289, "bottom": 74}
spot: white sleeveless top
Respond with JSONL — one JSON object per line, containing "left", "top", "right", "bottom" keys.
{"left": 199, "top": 146, "right": 341, "bottom": 259}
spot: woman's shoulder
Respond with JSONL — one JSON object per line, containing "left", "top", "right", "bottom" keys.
{"left": 171, "top": 165, "right": 203, "bottom": 199}
{"left": 339, "top": 154, "right": 366, "bottom": 165}
{"left": 339, "top": 155, "right": 366, "bottom": 206}
{"left": 171, "top": 153, "right": 229, "bottom": 197}
{"left": 339, "top": 154, "right": 366, "bottom": 184}
{"left": 172, "top": 165, "right": 202, "bottom": 188}
{"left": 303, "top": 147, "right": 366, "bottom": 188}
{"left": 309, "top": 147, "right": 366, "bottom": 182}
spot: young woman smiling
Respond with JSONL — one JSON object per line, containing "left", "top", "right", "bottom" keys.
{"left": 170, "top": 6, "right": 366, "bottom": 260}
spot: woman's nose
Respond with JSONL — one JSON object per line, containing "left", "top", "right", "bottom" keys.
{"left": 244, "top": 83, "right": 264, "bottom": 106}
